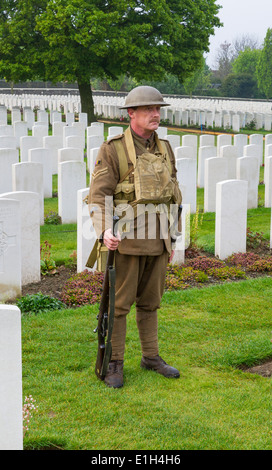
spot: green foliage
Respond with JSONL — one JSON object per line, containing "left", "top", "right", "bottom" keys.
{"left": 44, "top": 211, "right": 62, "bottom": 225}
{"left": 232, "top": 47, "right": 261, "bottom": 78}
{"left": 0, "top": 0, "right": 221, "bottom": 122}
{"left": 246, "top": 227, "right": 267, "bottom": 250}
{"left": 221, "top": 73, "right": 259, "bottom": 99}
{"left": 22, "top": 278, "right": 272, "bottom": 450}
{"left": 40, "top": 240, "right": 57, "bottom": 275}
{"left": 256, "top": 28, "right": 272, "bottom": 99}
{"left": 16, "top": 292, "right": 66, "bottom": 315}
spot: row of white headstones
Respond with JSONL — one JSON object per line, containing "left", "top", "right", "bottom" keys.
{"left": 0, "top": 94, "right": 272, "bottom": 449}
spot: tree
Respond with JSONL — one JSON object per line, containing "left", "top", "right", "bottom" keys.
{"left": 0, "top": 0, "right": 47, "bottom": 83}
{"left": 0, "top": 0, "right": 221, "bottom": 123}
{"left": 232, "top": 34, "right": 261, "bottom": 59}
{"left": 221, "top": 73, "right": 259, "bottom": 99}
{"left": 230, "top": 47, "right": 264, "bottom": 98}
{"left": 256, "top": 28, "right": 272, "bottom": 99}
{"left": 183, "top": 58, "right": 212, "bottom": 97}
{"left": 232, "top": 48, "right": 262, "bottom": 78}
{"left": 214, "top": 41, "right": 234, "bottom": 81}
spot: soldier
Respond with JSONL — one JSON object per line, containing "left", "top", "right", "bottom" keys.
{"left": 89, "top": 86, "right": 182, "bottom": 388}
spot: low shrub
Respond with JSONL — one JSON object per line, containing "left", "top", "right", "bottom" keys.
{"left": 60, "top": 270, "right": 104, "bottom": 306}
{"left": 227, "top": 252, "right": 272, "bottom": 273}
{"left": 246, "top": 227, "right": 266, "bottom": 249}
{"left": 185, "top": 255, "right": 224, "bottom": 272}
{"left": 206, "top": 266, "right": 247, "bottom": 280}
{"left": 247, "top": 257, "right": 272, "bottom": 272}
{"left": 44, "top": 211, "right": 62, "bottom": 225}
{"left": 17, "top": 293, "right": 66, "bottom": 315}
{"left": 226, "top": 252, "right": 261, "bottom": 268}
{"left": 180, "top": 266, "right": 208, "bottom": 283}
{"left": 40, "top": 241, "right": 57, "bottom": 275}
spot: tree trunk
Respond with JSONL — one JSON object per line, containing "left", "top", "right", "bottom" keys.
{"left": 77, "top": 80, "right": 96, "bottom": 125}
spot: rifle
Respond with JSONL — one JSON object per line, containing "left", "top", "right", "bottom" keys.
{"left": 94, "top": 215, "right": 119, "bottom": 380}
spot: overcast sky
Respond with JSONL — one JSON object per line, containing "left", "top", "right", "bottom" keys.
{"left": 205, "top": 0, "right": 272, "bottom": 68}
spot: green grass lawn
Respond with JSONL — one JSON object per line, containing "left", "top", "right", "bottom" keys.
{"left": 22, "top": 277, "right": 272, "bottom": 450}
{"left": 22, "top": 124, "right": 272, "bottom": 450}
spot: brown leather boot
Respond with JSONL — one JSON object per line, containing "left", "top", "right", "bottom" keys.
{"left": 141, "top": 355, "right": 180, "bottom": 378}
{"left": 104, "top": 360, "right": 124, "bottom": 388}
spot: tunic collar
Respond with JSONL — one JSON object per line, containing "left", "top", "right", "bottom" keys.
{"left": 130, "top": 127, "right": 156, "bottom": 152}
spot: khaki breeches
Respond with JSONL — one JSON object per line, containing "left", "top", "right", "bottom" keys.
{"left": 111, "top": 250, "right": 169, "bottom": 360}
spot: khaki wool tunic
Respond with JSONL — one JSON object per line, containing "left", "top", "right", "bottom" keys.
{"left": 89, "top": 127, "right": 179, "bottom": 255}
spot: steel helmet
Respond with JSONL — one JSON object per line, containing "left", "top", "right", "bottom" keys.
{"left": 119, "top": 86, "right": 170, "bottom": 109}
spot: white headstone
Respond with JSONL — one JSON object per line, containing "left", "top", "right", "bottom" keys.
{"left": 174, "top": 146, "right": 195, "bottom": 160}
{"left": 0, "top": 107, "right": 7, "bottom": 124}
{"left": 89, "top": 147, "right": 100, "bottom": 173}
{"left": 77, "top": 188, "right": 97, "bottom": 272}
{"left": 233, "top": 134, "right": 248, "bottom": 157}
{"left": 87, "top": 124, "right": 104, "bottom": 137}
{"left": 236, "top": 156, "right": 259, "bottom": 209}
{"left": 11, "top": 108, "right": 21, "bottom": 124}
{"left": 79, "top": 113, "right": 88, "bottom": 127}
{"left": 0, "top": 135, "right": 17, "bottom": 149}
{"left": 20, "top": 136, "right": 40, "bottom": 163}
{"left": 13, "top": 121, "right": 28, "bottom": 148}
{"left": 0, "top": 305, "right": 23, "bottom": 450}
{"left": 156, "top": 127, "right": 168, "bottom": 139}
{"left": 29, "top": 148, "right": 53, "bottom": 198}
{"left": 271, "top": 206, "right": 272, "bottom": 249}
{"left": 265, "top": 156, "right": 272, "bottom": 208}
{"left": 108, "top": 126, "right": 123, "bottom": 137}
{"left": 215, "top": 179, "right": 248, "bottom": 260}
{"left": 24, "top": 109, "right": 35, "bottom": 130}
{"left": 176, "top": 158, "right": 197, "bottom": 213}
{"left": 65, "top": 112, "right": 74, "bottom": 125}
{"left": 219, "top": 145, "right": 239, "bottom": 179}
{"left": 12, "top": 162, "right": 44, "bottom": 224}
{"left": 0, "top": 192, "right": 40, "bottom": 285}
{"left": 198, "top": 146, "right": 217, "bottom": 187}
{"left": 182, "top": 135, "right": 198, "bottom": 157}
{"left": 217, "top": 134, "right": 232, "bottom": 153}
{"left": 0, "top": 124, "right": 14, "bottom": 136}
{"left": 58, "top": 161, "right": 86, "bottom": 224}
{"left": 204, "top": 157, "right": 228, "bottom": 213}
{"left": 166, "top": 134, "right": 180, "bottom": 151}
{"left": 244, "top": 143, "right": 262, "bottom": 166}
{"left": 37, "top": 110, "right": 48, "bottom": 125}
{"left": 32, "top": 125, "right": 48, "bottom": 142}
{"left": 0, "top": 198, "right": 21, "bottom": 301}
{"left": 52, "top": 121, "right": 66, "bottom": 137}
{"left": 0, "top": 149, "right": 19, "bottom": 193}
{"left": 58, "top": 147, "right": 84, "bottom": 164}
{"left": 65, "top": 134, "right": 85, "bottom": 150}
{"left": 43, "top": 135, "right": 63, "bottom": 175}
{"left": 199, "top": 134, "right": 215, "bottom": 147}
{"left": 232, "top": 114, "right": 240, "bottom": 132}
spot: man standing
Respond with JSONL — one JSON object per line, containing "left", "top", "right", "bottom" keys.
{"left": 89, "top": 86, "right": 182, "bottom": 388}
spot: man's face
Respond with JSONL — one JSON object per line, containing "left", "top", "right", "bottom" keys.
{"left": 128, "top": 105, "right": 161, "bottom": 138}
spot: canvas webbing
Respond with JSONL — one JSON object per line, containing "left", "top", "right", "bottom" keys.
{"left": 114, "top": 127, "right": 173, "bottom": 181}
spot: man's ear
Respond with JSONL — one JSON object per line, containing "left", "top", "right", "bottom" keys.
{"left": 127, "top": 107, "right": 136, "bottom": 120}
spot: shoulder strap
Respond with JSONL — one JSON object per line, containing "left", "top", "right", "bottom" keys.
{"left": 155, "top": 135, "right": 173, "bottom": 174}
{"left": 112, "top": 137, "right": 129, "bottom": 183}
{"left": 113, "top": 127, "right": 136, "bottom": 183}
